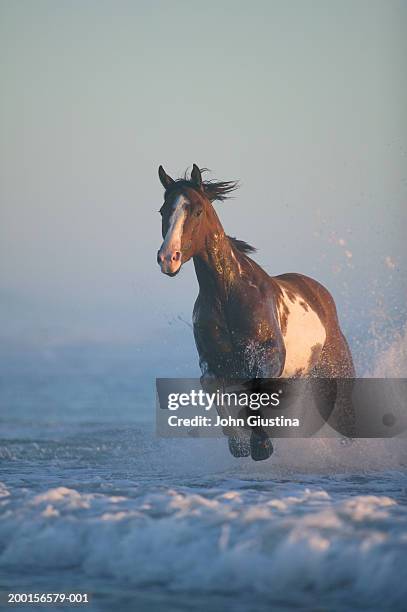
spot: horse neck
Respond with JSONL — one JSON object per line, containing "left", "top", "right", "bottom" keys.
{"left": 193, "top": 206, "right": 242, "bottom": 298}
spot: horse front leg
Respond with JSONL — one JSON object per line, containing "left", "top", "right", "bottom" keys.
{"left": 220, "top": 336, "right": 284, "bottom": 460}
{"left": 241, "top": 336, "right": 285, "bottom": 379}
{"left": 240, "top": 337, "right": 286, "bottom": 460}
{"left": 200, "top": 371, "right": 251, "bottom": 458}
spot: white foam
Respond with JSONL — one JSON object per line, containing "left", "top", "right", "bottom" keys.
{"left": 371, "top": 323, "right": 407, "bottom": 377}
{"left": 0, "top": 481, "right": 406, "bottom": 608}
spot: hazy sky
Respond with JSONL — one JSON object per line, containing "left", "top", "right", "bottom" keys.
{"left": 0, "top": 0, "right": 406, "bottom": 348}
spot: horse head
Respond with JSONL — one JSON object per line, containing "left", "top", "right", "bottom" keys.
{"left": 157, "top": 164, "right": 210, "bottom": 276}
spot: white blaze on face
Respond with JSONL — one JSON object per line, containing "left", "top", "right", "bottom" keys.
{"left": 162, "top": 194, "right": 188, "bottom": 252}
{"left": 159, "top": 195, "right": 188, "bottom": 273}
{"left": 278, "top": 289, "right": 326, "bottom": 377}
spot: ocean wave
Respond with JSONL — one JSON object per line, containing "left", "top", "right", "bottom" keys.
{"left": 1, "top": 480, "right": 406, "bottom": 609}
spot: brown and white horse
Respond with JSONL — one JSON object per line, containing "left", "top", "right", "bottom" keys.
{"left": 157, "top": 164, "right": 355, "bottom": 460}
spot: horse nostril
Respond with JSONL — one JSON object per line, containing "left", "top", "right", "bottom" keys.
{"left": 172, "top": 251, "right": 181, "bottom": 262}
{"left": 157, "top": 251, "right": 162, "bottom": 264}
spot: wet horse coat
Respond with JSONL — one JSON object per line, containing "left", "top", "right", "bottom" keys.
{"left": 157, "top": 165, "right": 355, "bottom": 458}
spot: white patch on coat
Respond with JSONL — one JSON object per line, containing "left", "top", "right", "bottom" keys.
{"left": 277, "top": 289, "right": 326, "bottom": 377}
{"left": 160, "top": 195, "right": 188, "bottom": 256}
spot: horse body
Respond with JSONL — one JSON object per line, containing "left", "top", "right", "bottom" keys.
{"left": 157, "top": 164, "right": 355, "bottom": 459}
{"left": 192, "top": 237, "right": 354, "bottom": 379}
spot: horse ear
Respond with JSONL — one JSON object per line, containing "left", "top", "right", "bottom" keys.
{"left": 158, "top": 165, "right": 174, "bottom": 190}
{"left": 191, "top": 164, "right": 202, "bottom": 189}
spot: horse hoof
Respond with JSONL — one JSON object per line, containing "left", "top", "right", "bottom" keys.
{"left": 250, "top": 433, "right": 274, "bottom": 461}
{"left": 228, "top": 435, "right": 251, "bottom": 457}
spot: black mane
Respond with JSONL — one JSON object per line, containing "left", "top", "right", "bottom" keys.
{"left": 201, "top": 174, "right": 239, "bottom": 202}
{"left": 166, "top": 168, "right": 256, "bottom": 254}
{"left": 167, "top": 167, "right": 239, "bottom": 202}
{"left": 228, "top": 236, "right": 256, "bottom": 254}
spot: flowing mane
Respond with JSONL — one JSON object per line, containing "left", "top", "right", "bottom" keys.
{"left": 165, "top": 167, "right": 255, "bottom": 253}
{"left": 227, "top": 236, "right": 256, "bottom": 254}
{"left": 200, "top": 173, "right": 239, "bottom": 202}
{"left": 166, "top": 167, "right": 239, "bottom": 202}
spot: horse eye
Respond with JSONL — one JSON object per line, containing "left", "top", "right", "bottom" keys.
{"left": 195, "top": 209, "right": 203, "bottom": 217}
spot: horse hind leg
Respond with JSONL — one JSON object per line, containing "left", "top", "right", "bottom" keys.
{"left": 312, "top": 333, "right": 355, "bottom": 378}
{"left": 311, "top": 336, "right": 356, "bottom": 439}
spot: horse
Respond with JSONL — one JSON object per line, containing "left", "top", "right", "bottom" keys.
{"left": 157, "top": 164, "right": 355, "bottom": 460}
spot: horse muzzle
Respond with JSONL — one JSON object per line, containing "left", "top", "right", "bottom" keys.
{"left": 157, "top": 249, "right": 182, "bottom": 276}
